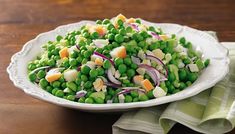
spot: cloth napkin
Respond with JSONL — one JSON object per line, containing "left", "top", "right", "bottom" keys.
{"left": 112, "top": 32, "right": 235, "bottom": 134}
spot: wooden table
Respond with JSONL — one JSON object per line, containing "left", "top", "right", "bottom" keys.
{"left": 1, "top": 0, "right": 235, "bottom": 133}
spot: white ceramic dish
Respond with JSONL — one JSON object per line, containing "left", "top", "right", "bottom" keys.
{"left": 7, "top": 19, "right": 230, "bottom": 112}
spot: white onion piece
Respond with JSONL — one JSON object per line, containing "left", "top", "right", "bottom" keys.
{"left": 93, "top": 39, "right": 109, "bottom": 48}
{"left": 131, "top": 56, "right": 141, "bottom": 65}
{"left": 64, "top": 69, "right": 78, "bottom": 82}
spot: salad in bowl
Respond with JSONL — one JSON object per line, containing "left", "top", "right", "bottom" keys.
{"left": 27, "top": 14, "right": 210, "bottom": 104}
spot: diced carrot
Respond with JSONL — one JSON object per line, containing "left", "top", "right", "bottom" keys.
{"left": 141, "top": 79, "right": 154, "bottom": 91}
{"left": 95, "top": 25, "right": 106, "bottom": 36}
{"left": 127, "top": 18, "right": 135, "bottom": 24}
{"left": 133, "top": 75, "right": 144, "bottom": 85}
{"left": 159, "top": 35, "right": 168, "bottom": 41}
{"left": 45, "top": 73, "right": 62, "bottom": 82}
{"left": 116, "top": 14, "right": 126, "bottom": 22}
{"left": 110, "top": 46, "right": 126, "bottom": 58}
{"left": 95, "top": 58, "right": 103, "bottom": 66}
{"left": 59, "top": 47, "right": 69, "bottom": 59}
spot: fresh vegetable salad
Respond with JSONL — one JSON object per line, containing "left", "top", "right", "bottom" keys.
{"left": 27, "top": 14, "right": 210, "bottom": 104}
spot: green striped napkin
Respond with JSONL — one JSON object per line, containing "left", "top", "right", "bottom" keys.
{"left": 113, "top": 33, "right": 235, "bottom": 134}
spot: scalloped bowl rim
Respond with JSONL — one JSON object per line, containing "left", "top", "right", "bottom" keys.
{"left": 7, "top": 19, "right": 230, "bottom": 112}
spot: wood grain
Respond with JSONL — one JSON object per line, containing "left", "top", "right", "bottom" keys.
{"left": 0, "top": 0, "right": 235, "bottom": 134}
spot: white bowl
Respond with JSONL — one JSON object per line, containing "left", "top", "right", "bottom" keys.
{"left": 7, "top": 19, "right": 229, "bottom": 112}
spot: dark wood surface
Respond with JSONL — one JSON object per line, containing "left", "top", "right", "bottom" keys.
{"left": 1, "top": 0, "right": 235, "bottom": 134}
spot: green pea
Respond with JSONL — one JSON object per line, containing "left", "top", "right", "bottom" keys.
{"left": 70, "top": 51, "right": 78, "bottom": 58}
{"left": 168, "top": 73, "right": 175, "bottom": 82}
{"left": 66, "top": 82, "right": 77, "bottom": 91}
{"left": 61, "top": 83, "right": 66, "bottom": 89}
{"left": 118, "top": 64, "right": 127, "bottom": 74}
{"left": 138, "top": 41, "right": 146, "bottom": 48}
{"left": 91, "top": 32, "right": 99, "bottom": 39}
{"left": 108, "top": 34, "right": 115, "bottom": 41}
{"left": 127, "top": 69, "right": 135, "bottom": 78}
{"left": 130, "top": 91, "right": 138, "bottom": 98}
{"left": 124, "top": 95, "right": 133, "bottom": 103}
{"left": 168, "top": 84, "right": 175, "bottom": 94}
{"left": 39, "top": 78, "right": 48, "bottom": 88}
{"left": 69, "top": 58, "right": 78, "bottom": 67}
{"left": 196, "top": 59, "right": 204, "bottom": 70}
{"left": 52, "top": 88, "right": 59, "bottom": 95}
{"left": 124, "top": 57, "right": 132, "bottom": 65}
{"left": 47, "top": 44, "right": 55, "bottom": 51}
{"left": 126, "top": 26, "right": 132, "bottom": 33}
{"left": 83, "top": 32, "right": 90, "bottom": 38}
{"left": 149, "top": 42, "right": 160, "bottom": 51}
{"left": 89, "top": 69, "right": 98, "bottom": 78}
{"left": 96, "top": 20, "right": 102, "bottom": 24}
{"left": 48, "top": 59, "right": 56, "bottom": 67}
{"left": 114, "top": 34, "right": 124, "bottom": 43}
{"left": 135, "top": 19, "right": 141, "bottom": 24}
{"left": 204, "top": 59, "right": 210, "bottom": 67}
{"left": 133, "top": 97, "right": 139, "bottom": 102}
{"left": 105, "top": 95, "right": 112, "bottom": 102}
{"left": 103, "top": 19, "right": 111, "bottom": 24}
{"left": 136, "top": 34, "right": 144, "bottom": 42}
{"left": 46, "top": 86, "right": 53, "bottom": 93}
{"left": 67, "top": 95, "right": 75, "bottom": 101}
{"left": 81, "top": 65, "right": 91, "bottom": 75}
{"left": 52, "top": 81, "right": 61, "bottom": 88}
{"left": 37, "top": 70, "right": 46, "bottom": 79}
{"left": 186, "top": 81, "right": 192, "bottom": 86}
{"left": 81, "top": 75, "right": 88, "bottom": 82}
{"left": 113, "top": 97, "right": 119, "bottom": 103}
{"left": 60, "top": 35, "right": 68, "bottom": 42}
{"left": 84, "top": 50, "right": 92, "bottom": 58}
{"left": 179, "top": 69, "right": 187, "bottom": 81}
{"left": 55, "top": 90, "right": 64, "bottom": 98}
{"left": 183, "top": 57, "right": 191, "bottom": 65}
{"left": 179, "top": 37, "right": 186, "bottom": 45}
{"left": 119, "top": 29, "right": 126, "bottom": 36}
{"left": 28, "top": 63, "right": 37, "bottom": 70}
{"left": 108, "top": 88, "right": 115, "bottom": 96}
{"left": 188, "top": 73, "right": 198, "bottom": 82}
{"left": 85, "top": 97, "right": 94, "bottom": 104}
{"left": 179, "top": 82, "right": 187, "bottom": 90}
{"left": 130, "top": 64, "right": 138, "bottom": 69}
{"left": 139, "top": 94, "right": 149, "bottom": 101}
{"left": 78, "top": 97, "right": 86, "bottom": 103}
{"left": 94, "top": 68, "right": 103, "bottom": 76}
{"left": 147, "top": 90, "right": 154, "bottom": 99}
{"left": 114, "top": 58, "right": 123, "bottom": 66}
{"left": 117, "top": 19, "right": 123, "bottom": 26}
{"left": 94, "top": 97, "right": 105, "bottom": 104}
{"left": 28, "top": 73, "right": 37, "bottom": 82}
{"left": 84, "top": 81, "right": 93, "bottom": 89}
{"left": 81, "top": 58, "right": 88, "bottom": 64}
{"left": 111, "top": 28, "right": 118, "bottom": 34}
{"left": 107, "top": 23, "right": 114, "bottom": 30}
{"left": 139, "top": 31, "right": 149, "bottom": 38}
{"left": 103, "top": 60, "right": 111, "bottom": 69}
{"left": 122, "top": 79, "right": 130, "bottom": 84}
{"left": 172, "top": 89, "right": 180, "bottom": 94}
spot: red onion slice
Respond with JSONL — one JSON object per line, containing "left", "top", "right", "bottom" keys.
{"left": 146, "top": 54, "right": 168, "bottom": 78}
{"left": 138, "top": 64, "right": 160, "bottom": 86}
{"left": 131, "top": 56, "right": 141, "bottom": 65}
{"left": 93, "top": 51, "right": 114, "bottom": 66}
{"left": 75, "top": 90, "right": 87, "bottom": 98}
{"left": 77, "top": 66, "right": 81, "bottom": 71}
{"left": 148, "top": 31, "right": 161, "bottom": 40}
{"left": 75, "top": 44, "right": 80, "bottom": 50}
{"left": 129, "top": 23, "right": 139, "bottom": 32}
{"left": 107, "top": 68, "right": 121, "bottom": 85}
